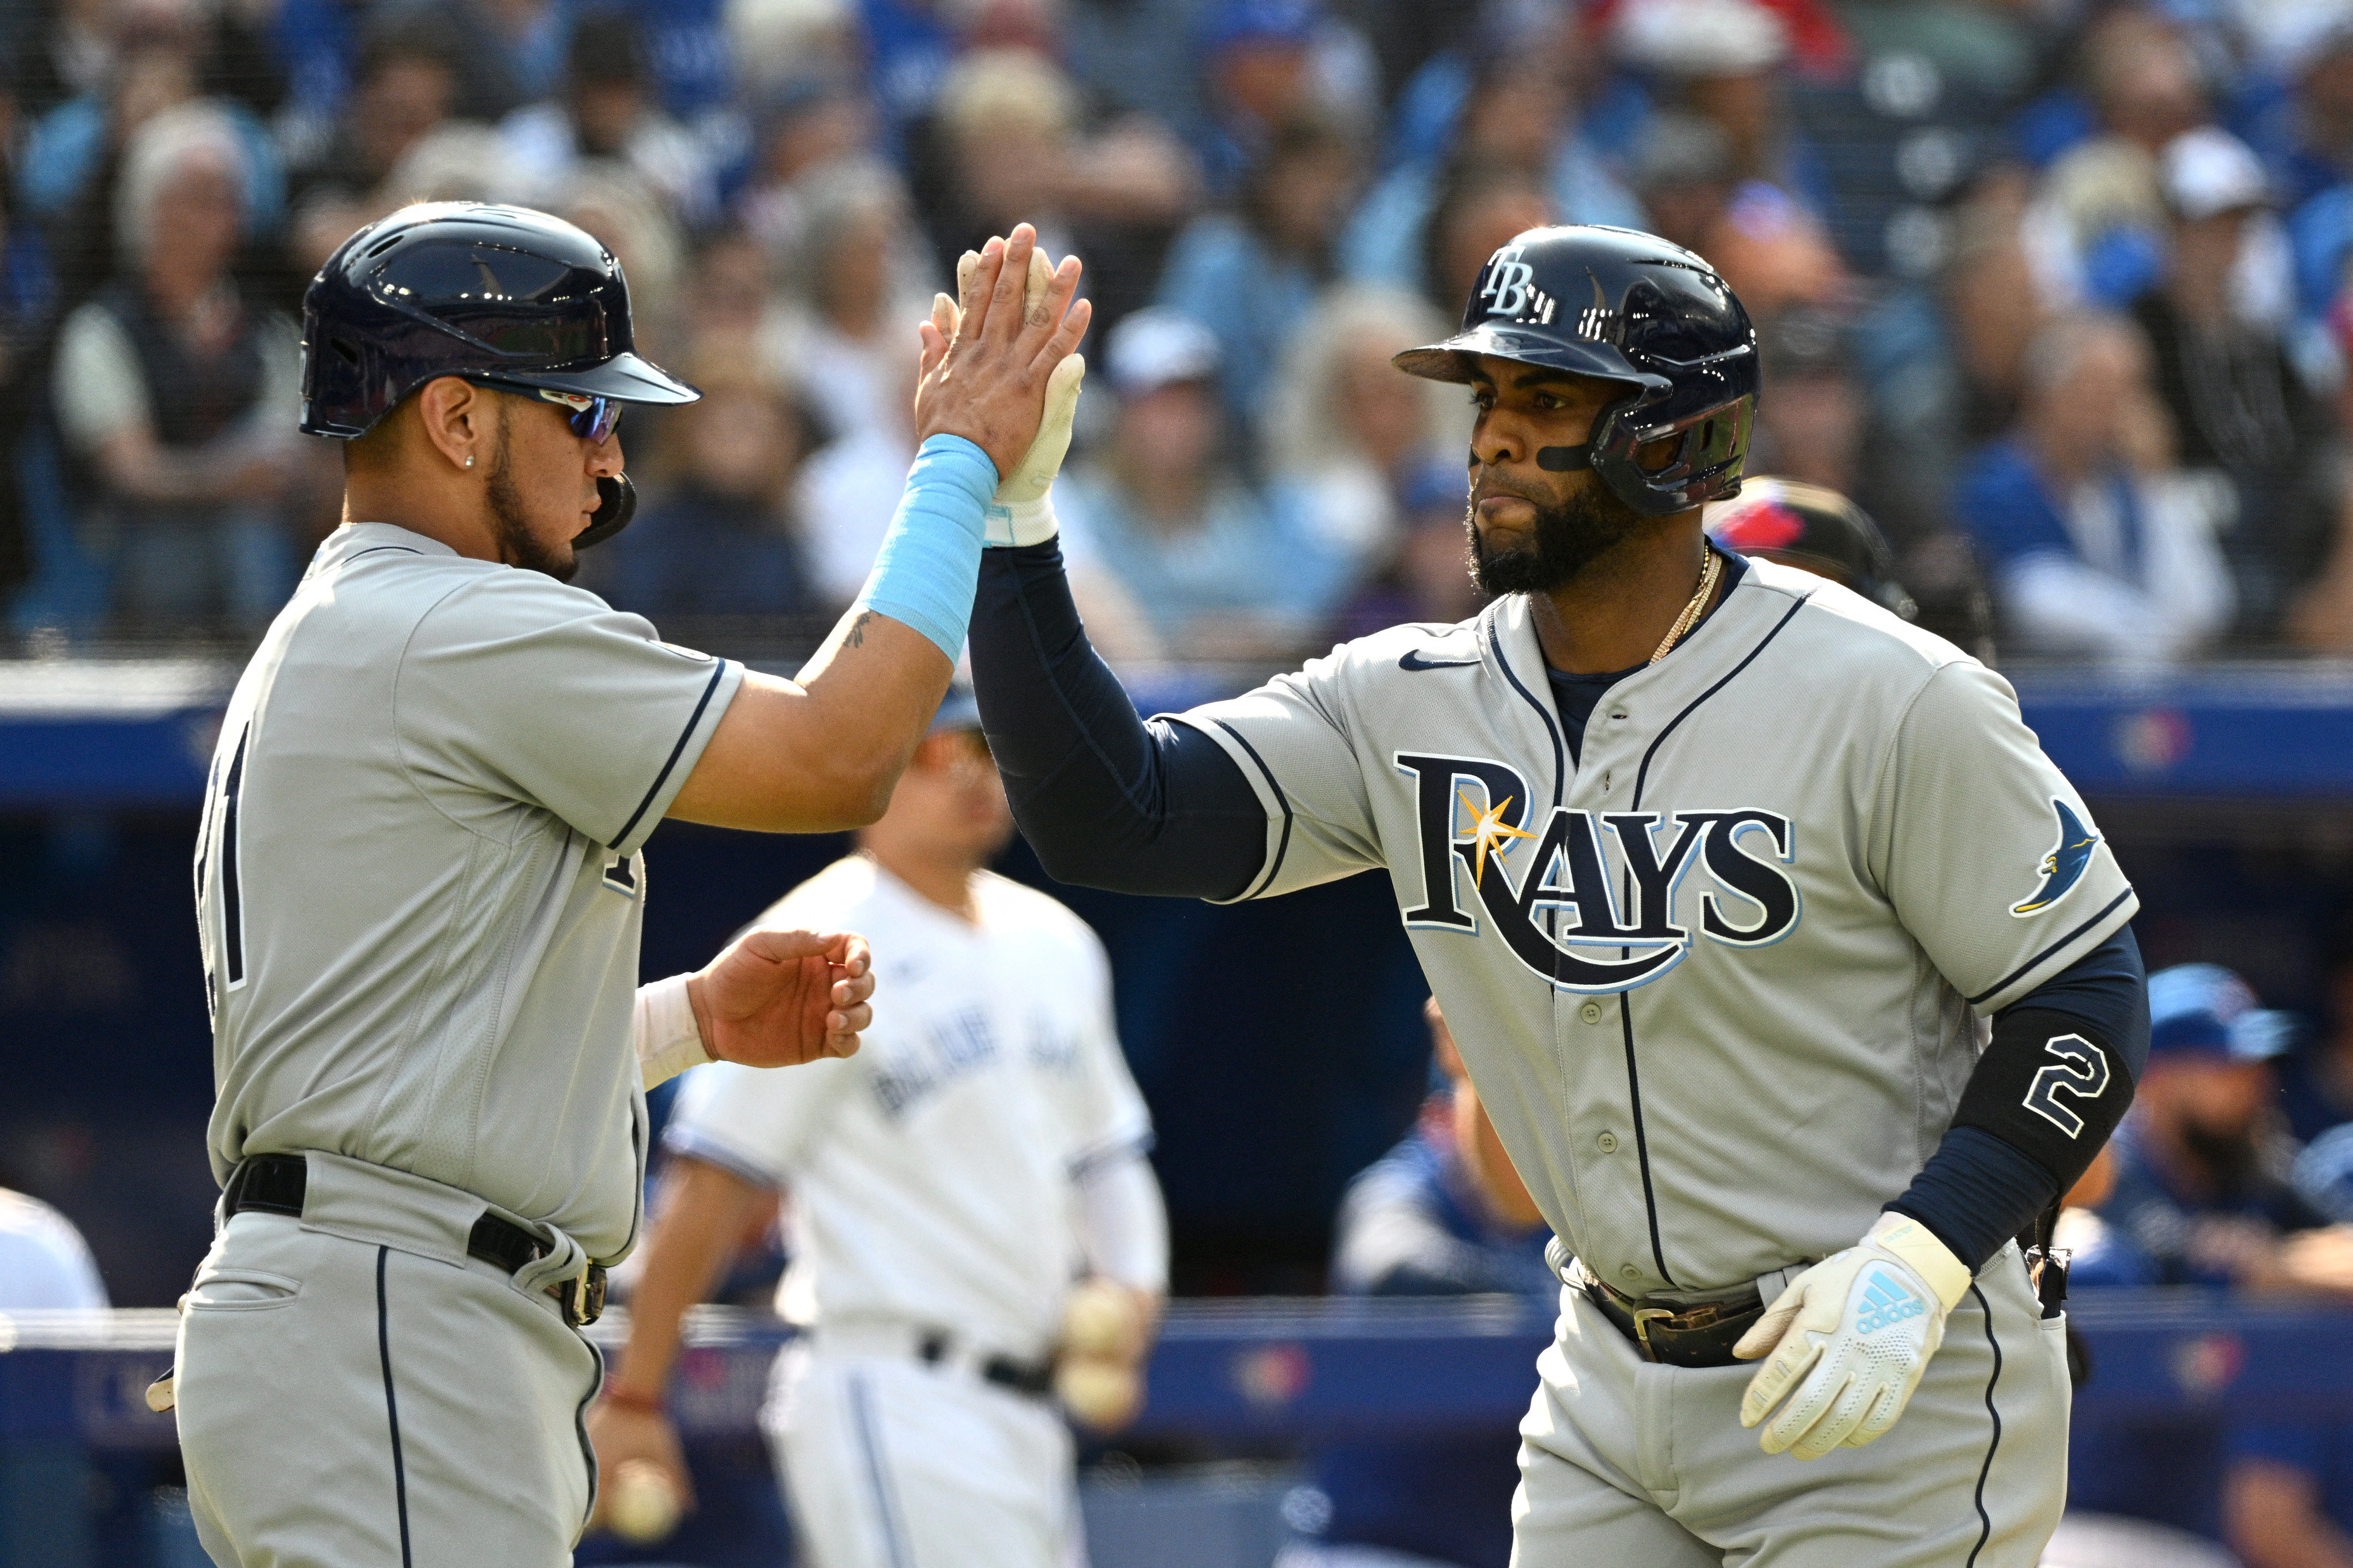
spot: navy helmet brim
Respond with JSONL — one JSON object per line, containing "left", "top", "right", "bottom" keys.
{"left": 1392, "top": 325, "right": 1655, "bottom": 389}
{"left": 490, "top": 351, "right": 701, "bottom": 406}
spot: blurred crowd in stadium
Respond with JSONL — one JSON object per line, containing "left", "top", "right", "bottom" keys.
{"left": 17, "top": 0, "right": 2353, "bottom": 661}
{"left": 16, "top": 0, "right": 2353, "bottom": 1564}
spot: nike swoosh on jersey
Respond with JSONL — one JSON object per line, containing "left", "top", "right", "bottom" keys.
{"left": 1398, "top": 650, "right": 1482, "bottom": 672}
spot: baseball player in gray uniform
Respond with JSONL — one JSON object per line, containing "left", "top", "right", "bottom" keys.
{"left": 174, "top": 204, "right": 1089, "bottom": 1567}
{"left": 959, "top": 226, "right": 2151, "bottom": 1565}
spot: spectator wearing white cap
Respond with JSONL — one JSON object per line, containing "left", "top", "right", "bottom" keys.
{"left": 1610, "top": 0, "right": 1832, "bottom": 222}
{"left": 2129, "top": 126, "right": 2332, "bottom": 642}
{"left": 1055, "top": 309, "right": 1352, "bottom": 665}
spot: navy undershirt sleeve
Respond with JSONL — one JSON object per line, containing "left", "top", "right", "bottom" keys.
{"left": 968, "top": 542, "right": 1269, "bottom": 898}
{"left": 1886, "top": 926, "right": 2148, "bottom": 1269}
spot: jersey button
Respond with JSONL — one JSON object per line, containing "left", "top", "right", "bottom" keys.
{"left": 1596, "top": 1131, "right": 1619, "bottom": 1153}
{"left": 1619, "top": 1264, "right": 1641, "bottom": 1283}
{"left": 1579, "top": 1001, "right": 1604, "bottom": 1025}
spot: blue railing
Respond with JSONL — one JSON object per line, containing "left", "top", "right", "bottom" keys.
{"left": 2, "top": 1292, "right": 2346, "bottom": 1449}
{"left": 4, "top": 660, "right": 2351, "bottom": 809}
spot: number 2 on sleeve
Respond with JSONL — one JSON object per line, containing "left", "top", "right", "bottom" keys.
{"left": 2020, "top": 1034, "right": 2111, "bottom": 1140}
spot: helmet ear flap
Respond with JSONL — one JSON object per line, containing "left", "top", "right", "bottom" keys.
{"left": 573, "top": 473, "right": 636, "bottom": 549}
{"left": 1589, "top": 392, "right": 1756, "bottom": 516}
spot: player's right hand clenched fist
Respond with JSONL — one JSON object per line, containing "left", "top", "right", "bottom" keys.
{"left": 913, "top": 223, "right": 1090, "bottom": 483}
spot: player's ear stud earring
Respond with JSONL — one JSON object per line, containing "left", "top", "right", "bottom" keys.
{"left": 464, "top": 455, "right": 474, "bottom": 468}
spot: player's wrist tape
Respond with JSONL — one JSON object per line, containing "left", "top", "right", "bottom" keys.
{"left": 983, "top": 352, "right": 1084, "bottom": 548}
{"left": 636, "top": 973, "right": 707, "bottom": 1091}
{"left": 984, "top": 492, "right": 1060, "bottom": 548}
{"left": 1950, "top": 1006, "right": 2132, "bottom": 1194}
{"left": 853, "top": 434, "right": 997, "bottom": 660}
{"left": 1863, "top": 1211, "right": 1972, "bottom": 1311}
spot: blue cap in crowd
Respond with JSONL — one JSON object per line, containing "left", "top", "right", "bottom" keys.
{"left": 2146, "top": 962, "right": 2298, "bottom": 1062}
{"left": 1200, "top": 0, "right": 1318, "bottom": 55}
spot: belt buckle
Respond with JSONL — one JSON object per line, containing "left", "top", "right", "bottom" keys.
{"left": 1630, "top": 1306, "right": 1675, "bottom": 1362}
{"left": 555, "top": 1265, "right": 607, "bottom": 1328}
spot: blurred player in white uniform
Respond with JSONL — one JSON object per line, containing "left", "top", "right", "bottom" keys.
{"left": 591, "top": 686, "right": 1168, "bottom": 1568}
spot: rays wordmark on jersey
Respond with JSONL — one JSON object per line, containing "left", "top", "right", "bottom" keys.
{"left": 1396, "top": 753, "right": 1801, "bottom": 994}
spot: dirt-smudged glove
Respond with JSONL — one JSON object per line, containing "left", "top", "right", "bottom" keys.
{"left": 1732, "top": 1212, "right": 1973, "bottom": 1460}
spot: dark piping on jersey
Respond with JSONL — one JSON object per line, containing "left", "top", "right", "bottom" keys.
{"left": 1617, "top": 995, "right": 1679, "bottom": 1287}
{"left": 1484, "top": 617, "right": 1566, "bottom": 809}
{"left": 1604, "top": 583, "right": 1807, "bottom": 1293}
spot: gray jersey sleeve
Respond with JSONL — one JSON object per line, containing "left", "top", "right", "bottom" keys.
{"left": 1169, "top": 649, "right": 1385, "bottom": 902}
{"left": 1872, "top": 659, "right": 2137, "bottom": 1014}
{"left": 396, "top": 575, "right": 743, "bottom": 856}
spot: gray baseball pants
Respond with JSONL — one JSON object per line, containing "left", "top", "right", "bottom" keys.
{"left": 1513, "top": 1244, "right": 2069, "bottom": 1567}
{"left": 173, "top": 1153, "right": 604, "bottom": 1567}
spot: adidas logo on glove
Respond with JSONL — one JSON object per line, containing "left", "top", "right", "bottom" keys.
{"left": 1855, "top": 1270, "right": 1926, "bottom": 1335}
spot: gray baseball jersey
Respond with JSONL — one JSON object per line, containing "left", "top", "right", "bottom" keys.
{"left": 194, "top": 522, "right": 743, "bottom": 1259}
{"left": 1174, "top": 558, "right": 2135, "bottom": 1297}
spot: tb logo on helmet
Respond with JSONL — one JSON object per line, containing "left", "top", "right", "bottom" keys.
{"left": 1478, "top": 245, "right": 1558, "bottom": 326}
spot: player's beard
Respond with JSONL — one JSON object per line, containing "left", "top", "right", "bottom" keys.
{"left": 1465, "top": 478, "right": 1647, "bottom": 597}
{"left": 484, "top": 404, "right": 580, "bottom": 584}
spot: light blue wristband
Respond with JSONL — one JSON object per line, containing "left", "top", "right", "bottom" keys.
{"left": 852, "top": 434, "right": 998, "bottom": 660}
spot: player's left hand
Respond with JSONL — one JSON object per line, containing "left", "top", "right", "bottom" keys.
{"left": 1732, "top": 1212, "right": 1973, "bottom": 1460}
{"left": 689, "top": 928, "right": 874, "bottom": 1067}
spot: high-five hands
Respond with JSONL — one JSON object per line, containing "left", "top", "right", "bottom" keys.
{"left": 1733, "top": 1213, "right": 1974, "bottom": 1460}
{"left": 687, "top": 928, "right": 874, "bottom": 1067}
{"left": 914, "top": 223, "right": 1091, "bottom": 484}
{"left": 932, "top": 242, "right": 1087, "bottom": 547}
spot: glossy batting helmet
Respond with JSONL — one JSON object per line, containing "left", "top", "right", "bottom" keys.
{"left": 1394, "top": 224, "right": 1759, "bottom": 517}
{"left": 299, "top": 202, "right": 699, "bottom": 545}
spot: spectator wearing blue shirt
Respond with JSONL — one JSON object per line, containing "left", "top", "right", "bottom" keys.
{"left": 2225, "top": 1123, "right": 2353, "bottom": 1568}
{"left": 1157, "top": 106, "right": 1362, "bottom": 431}
{"left": 1058, "top": 310, "right": 1351, "bottom": 663}
{"left": 1336, "top": 44, "right": 1640, "bottom": 303}
{"left": 576, "top": 352, "right": 827, "bottom": 627}
{"left": 1187, "top": 0, "right": 1324, "bottom": 201}
{"left": 2091, "top": 964, "right": 2335, "bottom": 1291}
{"left": 1282, "top": 999, "right": 1551, "bottom": 1568}
{"left": 2066, "top": 962, "right": 2352, "bottom": 1541}
{"left": 1952, "top": 312, "right": 2236, "bottom": 662}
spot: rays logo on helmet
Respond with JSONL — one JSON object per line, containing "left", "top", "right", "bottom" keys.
{"left": 1479, "top": 245, "right": 1557, "bottom": 324}
{"left": 2012, "top": 799, "right": 2100, "bottom": 916}
{"left": 1395, "top": 754, "right": 1801, "bottom": 994}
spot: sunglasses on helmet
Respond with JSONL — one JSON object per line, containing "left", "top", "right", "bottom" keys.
{"left": 468, "top": 379, "right": 625, "bottom": 445}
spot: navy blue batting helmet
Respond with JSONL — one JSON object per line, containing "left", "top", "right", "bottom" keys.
{"left": 1394, "top": 225, "right": 1760, "bottom": 517}
{"left": 299, "top": 202, "right": 697, "bottom": 440}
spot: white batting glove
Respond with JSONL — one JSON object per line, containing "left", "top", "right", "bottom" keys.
{"left": 946, "top": 246, "right": 1086, "bottom": 547}
{"left": 1733, "top": 1212, "right": 1973, "bottom": 1460}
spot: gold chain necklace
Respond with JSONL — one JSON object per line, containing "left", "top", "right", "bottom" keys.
{"left": 1647, "top": 548, "right": 1723, "bottom": 665}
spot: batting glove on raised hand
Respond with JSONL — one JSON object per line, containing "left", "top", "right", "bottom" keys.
{"left": 1732, "top": 1212, "right": 1973, "bottom": 1460}
{"left": 940, "top": 246, "right": 1086, "bottom": 547}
